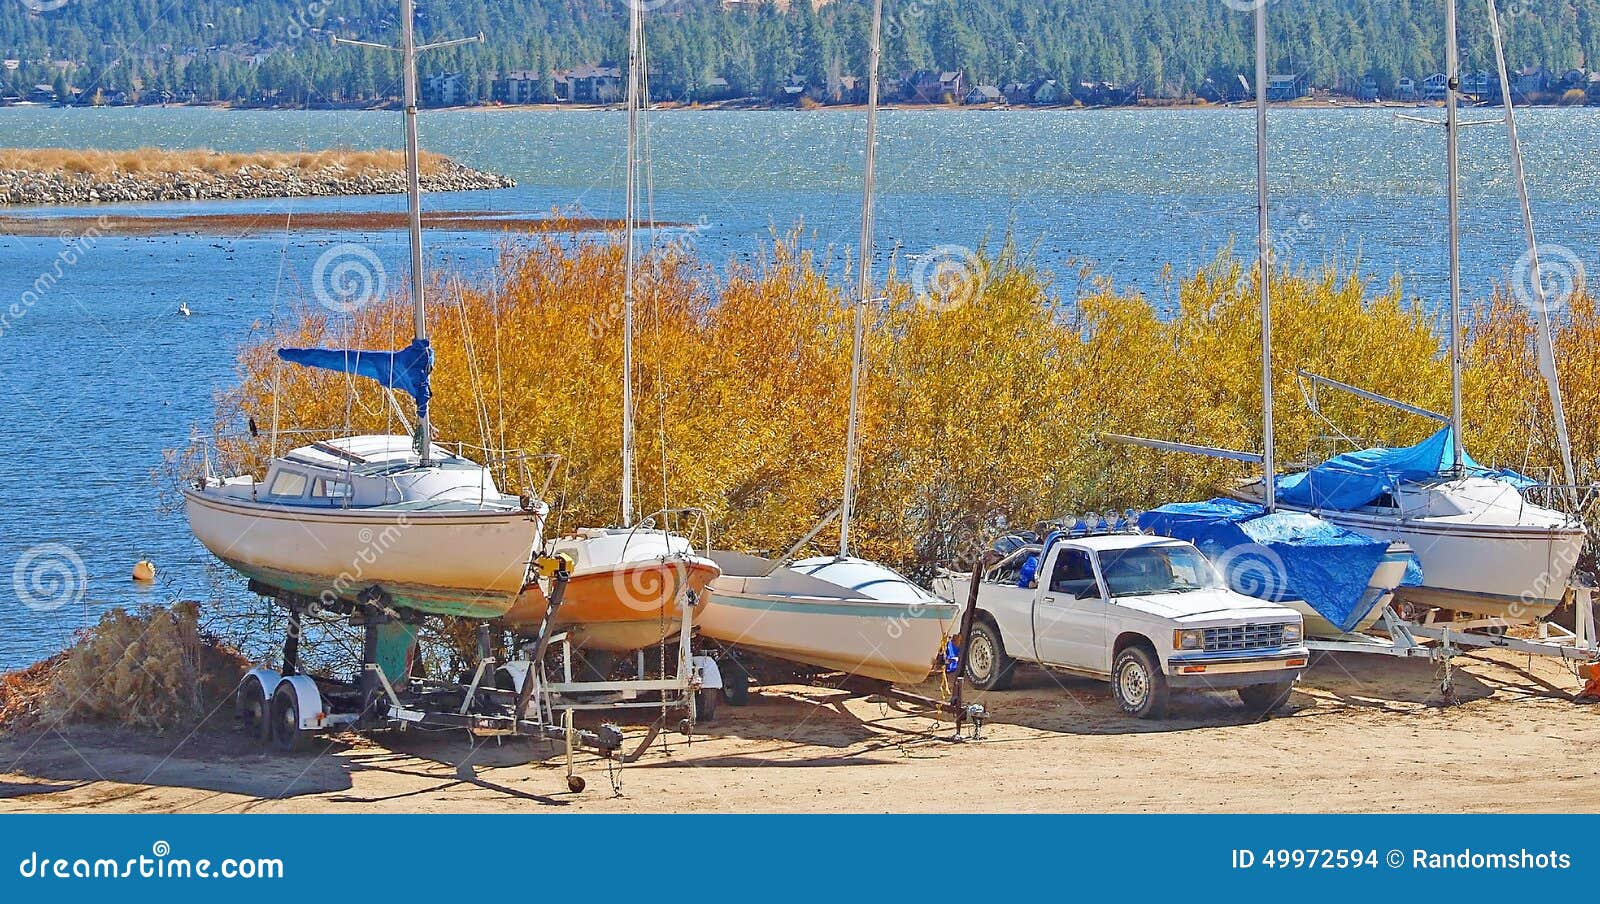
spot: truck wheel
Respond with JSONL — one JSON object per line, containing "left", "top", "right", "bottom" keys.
{"left": 236, "top": 678, "right": 270, "bottom": 743}
{"left": 1112, "top": 646, "right": 1168, "bottom": 719}
{"left": 270, "top": 684, "right": 314, "bottom": 753}
{"left": 1237, "top": 681, "right": 1294, "bottom": 713}
{"left": 964, "top": 620, "right": 1016, "bottom": 691}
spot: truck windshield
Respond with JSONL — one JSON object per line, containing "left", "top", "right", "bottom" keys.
{"left": 1098, "top": 545, "right": 1223, "bottom": 597}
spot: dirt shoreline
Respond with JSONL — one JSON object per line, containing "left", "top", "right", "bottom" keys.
{"left": 3, "top": 647, "right": 1596, "bottom": 814}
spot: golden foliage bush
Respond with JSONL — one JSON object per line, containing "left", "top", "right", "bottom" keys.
{"left": 215, "top": 236, "right": 1594, "bottom": 574}
{"left": 5, "top": 603, "right": 248, "bottom": 733}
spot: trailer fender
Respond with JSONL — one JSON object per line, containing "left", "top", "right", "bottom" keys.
{"left": 241, "top": 667, "right": 280, "bottom": 697}
{"left": 692, "top": 655, "right": 722, "bottom": 690}
{"left": 496, "top": 661, "right": 532, "bottom": 695}
{"left": 275, "top": 675, "right": 326, "bottom": 730}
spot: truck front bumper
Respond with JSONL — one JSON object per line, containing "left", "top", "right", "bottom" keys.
{"left": 1165, "top": 648, "right": 1309, "bottom": 689}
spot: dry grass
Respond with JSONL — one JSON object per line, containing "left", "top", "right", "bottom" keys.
{"left": 0, "top": 603, "right": 246, "bottom": 734}
{"left": 0, "top": 147, "right": 451, "bottom": 178}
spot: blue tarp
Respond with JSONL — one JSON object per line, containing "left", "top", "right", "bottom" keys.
{"left": 278, "top": 338, "right": 433, "bottom": 420}
{"left": 1138, "top": 498, "right": 1394, "bottom": 633}
{"left": 1276, "top": 426, "right": 1533, "bottom": 511}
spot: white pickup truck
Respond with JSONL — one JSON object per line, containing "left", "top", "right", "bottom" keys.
{"left": 935, "top": 530, "right": 1309, "bottom": 718}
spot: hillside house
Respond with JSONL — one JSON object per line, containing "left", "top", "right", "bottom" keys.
{"left": 964, "top": 84, "right": 1003, "bottom": 105}
{"left": 903, "top": 69, "right": 963, "bottom": 103}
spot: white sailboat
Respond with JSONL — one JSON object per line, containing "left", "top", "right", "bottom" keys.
{"left": 502, "top": 0, "right": 717, "bottom": 651}
{"left": 185, "top": 1, "right": 546, "bottom": 619}
{"left": 1234, "top": 0, "right": 1587, "bottom": 622}
{"left": 699, "top": 0, "right": 960, "bottom": 685}
{"left": 1110, "top": 2, "right": 1414, "bottom": 640}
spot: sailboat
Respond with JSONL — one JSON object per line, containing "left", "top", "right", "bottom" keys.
{"left": 1112, "top": 1, "right": 1414, "bottom": 639}
{"left": 185, "top": 1, "right": 546, "bottom": 619}
{"left": 698, "top": 0, "right": 960, "bottom": 686}
{"left": 1231, "top": 0, "right": 1587, "bottom": 622}
{"left": 501, "top": 0, "right": 717, "bottom": 652}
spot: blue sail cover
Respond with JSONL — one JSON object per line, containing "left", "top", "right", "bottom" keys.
{"left": 277, "top": 338, "right": 433, "bottom": 419}
{"left": 1138, "top": 498, "right": 1392, "bottom": 633}
{"left": 1276, "top": 426, "right": 1533, "bottom": 511}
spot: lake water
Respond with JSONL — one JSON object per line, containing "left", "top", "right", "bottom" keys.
{"left": 1, "top": 104, "right": 1597, "bottom": 668}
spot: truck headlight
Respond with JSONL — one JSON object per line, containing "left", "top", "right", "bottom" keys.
{"left": 1174, "top": 628, "right": 1205, "bottom": 651}
{"left": 1281, "top": 622, "right": 1303, "bottom": 645}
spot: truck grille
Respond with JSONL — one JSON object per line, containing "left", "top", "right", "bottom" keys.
{"left": 1203, "top": 624, "right": 1285, "bottom": 652}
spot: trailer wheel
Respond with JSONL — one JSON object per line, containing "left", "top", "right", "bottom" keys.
{"left": 695, "top": 686, "right": 718, "bottom": 722}
{"left": 720, "top": 658, "right": 751, "bottom": 706}
{"left": 236, "top": 678, "right": 270, "bottom": 743}
{"left": 964, "top": 620, "right": 1015, "bottom": 691}
{"left": 270, "top": 684, "right": 314, "bottom": 752}
{"left": 1111, "top": 646, "right": 1168, "bottom": 719}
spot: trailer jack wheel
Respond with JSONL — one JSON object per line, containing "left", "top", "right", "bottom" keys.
{"left": 567, "top": 774, "right": 586, "bottom": 793}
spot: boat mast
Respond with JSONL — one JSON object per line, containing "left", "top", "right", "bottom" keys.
{"left": 838, "top": 0, "right": 882, "bottom": 559}
{"left": 400, "top": 0, "right": 429, "bottom": 464}
{"left": 1255, "top": 2, "right": 1276, "bottom": 512}
{"left": 333, "top": 1, "right": 481, "bottom": 468}
{"left": 621, "top": 0, "right": 643, "bottom": 527}
{"left": 1485, "top": 0, "right": 1578, "bottom": 491}
{"left": 1446, "top": 0, "right": 1466, "bottom": 475}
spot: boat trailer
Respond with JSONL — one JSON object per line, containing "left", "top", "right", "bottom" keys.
{"left": 236, "top": 558, "right": 633, "bottom": 793}
{"left": 1303, "top": 587, "right": 1600, "bottom": 701}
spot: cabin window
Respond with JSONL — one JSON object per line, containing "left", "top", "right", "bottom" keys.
{"left": 267, "top": 470, "right": 308, "bottom": 498}
{"left": 1049, "top": 550, "right": 1099, "bottom": 599}
{"left": 311, "top": 478, "right": 352, "bottom": 501}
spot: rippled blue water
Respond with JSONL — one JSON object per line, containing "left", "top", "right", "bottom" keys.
{"left": 0, "top": 104, "right": 1597, "bottom": 668}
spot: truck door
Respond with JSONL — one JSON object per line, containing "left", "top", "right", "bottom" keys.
{"left": 1032, "top": 547, "right": 1109, "bottom": 670}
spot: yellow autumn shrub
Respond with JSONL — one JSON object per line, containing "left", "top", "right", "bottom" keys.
{"left": 213, "top": 236, "right": 1595, "bottom": 578}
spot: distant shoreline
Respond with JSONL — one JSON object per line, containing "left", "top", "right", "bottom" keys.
{"left": 0, "top": 147, "right": 514, "bottom": 206}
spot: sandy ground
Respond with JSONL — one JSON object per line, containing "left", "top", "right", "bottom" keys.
{"left": 2, "top": 648, "right": 1597, "bottom": 814}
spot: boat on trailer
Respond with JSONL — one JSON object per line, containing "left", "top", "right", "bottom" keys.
{"left": 186, "top": 434, "right": 546, "bottom": 619}
{"left": 699, "top": 1, "right": 959, "bottom": 688}
{"left": 704, "top": 551, "right": 958, "bottom": 685}
{"left": 1231, "top": 427, "right": 1586, "bottom": 621}
{"left": 498, "top": 0, "right": 716, "bottom": 652}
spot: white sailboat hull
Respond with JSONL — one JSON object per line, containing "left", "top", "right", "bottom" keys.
{"left": 184, "top": 488, "right": 542, "bottom": 619}
{"left": 701, "top": 553, "right": 959, "bottom": 685}
{"left": 1311, "top": 509, "right": 1583, "bottom": 620}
